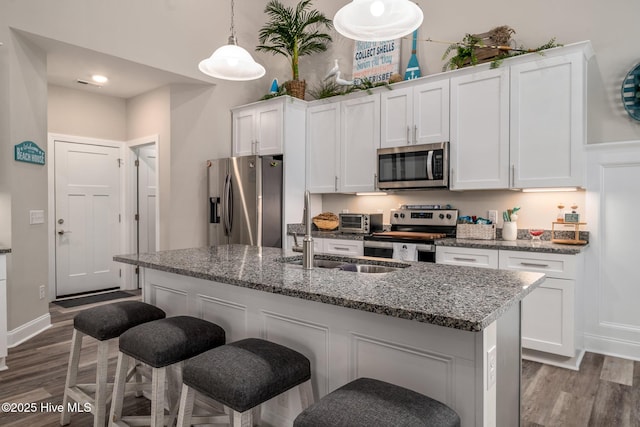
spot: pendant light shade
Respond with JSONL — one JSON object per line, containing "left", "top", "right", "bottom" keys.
{"left": 199, "top": 0, "right": 265, "bottom": 81}
{"left": 334, "top": 0, "right": 423, "bottom": 41}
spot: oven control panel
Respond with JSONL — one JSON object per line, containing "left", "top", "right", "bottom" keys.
{"left": 390, "top": 209, "right": 458, "bottom": 226}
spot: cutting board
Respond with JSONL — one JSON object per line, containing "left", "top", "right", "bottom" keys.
{"left": 372, "top": 231, "right": 447, "bottom": 240}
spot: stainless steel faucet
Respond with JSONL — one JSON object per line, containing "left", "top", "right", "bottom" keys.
{"left": 302, "top": 190, "right": 314, "bottom": 269}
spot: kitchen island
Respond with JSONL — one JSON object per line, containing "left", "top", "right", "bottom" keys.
{"left": 115, "top": 244, "right": 545, "bottom": 427}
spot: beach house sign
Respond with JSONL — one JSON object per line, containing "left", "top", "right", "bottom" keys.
{"left": 15, "top": 141, "right": 46, "bottom": 165}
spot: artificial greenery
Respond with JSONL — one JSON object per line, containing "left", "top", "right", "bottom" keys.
{"left": 308, "top": 78, "right": 392, "bottom": 100}
{"left": 442, "top": 35, "right": 563, "bottom": 71}
{"left": 256, "top": 0, "right": 333, "bottom": 82}
{"left": 441, "top": 34, "right": 483, "bottom": 71}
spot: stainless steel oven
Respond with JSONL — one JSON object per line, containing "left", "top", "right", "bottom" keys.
{"left": 363, "top": 207, "right": 458, "bottom": 262}
{"left": 376, "top": 142, "right": 449, "bottom": 190}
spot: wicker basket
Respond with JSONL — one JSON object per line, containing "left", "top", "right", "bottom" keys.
{"left": 313, "top": 218, "right": 339, "bottom": 231}
{"left": 456, "top": 223, "right": 496, "bottom": 240}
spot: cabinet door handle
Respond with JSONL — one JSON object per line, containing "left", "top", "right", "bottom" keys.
{"left": 511, "top": 164, "right": 515, "bottom": 187}
{"left": 413, "top": 125, "right": 418, "bottom": 144}
{"left": 255, "top": 140, "right": 259, "bottom": 154}
{"left": 333, "top": 246, "right": 351, "bottom": 251}
{"left": 335, "top": 176, "right": 338, "bottom": 192}
{"left": 453, "top": 257, "right": 477, "bottom": 262}
{"left": 407, "top": 126, "right": 411, "bottom": 144}
{"left": 520, "top": 262, "right": 550, "bottom": 268}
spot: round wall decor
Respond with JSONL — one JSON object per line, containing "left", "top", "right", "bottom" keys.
{"left": 621, "top": 62, "right": 640, "bottom": 121}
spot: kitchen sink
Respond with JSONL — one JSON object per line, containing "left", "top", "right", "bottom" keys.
{"left": 337, "top": 264, "right": 399, "bottom": 273}
{"left": 284, "top": 259, "right": 348, "bottom": 269}
{"left": 281, "top": 256, "right": 408, "bottom": 273}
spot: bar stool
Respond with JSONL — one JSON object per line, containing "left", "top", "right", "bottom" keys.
{"left": 109, "top": 316, "right": 226, "bottom": 427}
{"left": 61, "top": 300, "right": 166, "bottom": 427}
{"left": 293, "top": 377, "right": 461, "bottom": 427}
{"left": 176, "top": 338, "right": 314, "bottom": 427}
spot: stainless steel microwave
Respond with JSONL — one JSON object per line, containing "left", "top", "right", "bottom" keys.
{"left": 376, "top": 142, "right": 449, "bottom": 190}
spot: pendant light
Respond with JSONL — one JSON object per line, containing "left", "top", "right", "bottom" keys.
{"left": 198, "top": 0, "right": 265, "bottom": 81}
{"left": 334, "top": 0, "right": 423, "bottom": 42}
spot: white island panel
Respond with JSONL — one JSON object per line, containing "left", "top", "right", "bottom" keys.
{"left": 143, "top": 268, "right": 504, "bottom": 427}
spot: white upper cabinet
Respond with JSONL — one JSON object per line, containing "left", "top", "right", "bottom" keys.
{"left": 380, "top": 80, "right": 449, "bottom": 148}
{"left": 510, "top": 52, "right": 586, "bottom": 188}
{"left": 306, "top": 102, "right": 340, "bottom": 193}
{"left": 450, "top": 67, "right": 510, "bottom": 190}
{"left": 340, "top": 95, "right": 380, "bottom": 192}
{"left": 232, "top": 98, "right": 284, "bottom": 156}
{"left": 450, "top": 43, "right": 591, "bottom": 190}
{"left": 306, "top": 95, "right": 380, "bottom": 193}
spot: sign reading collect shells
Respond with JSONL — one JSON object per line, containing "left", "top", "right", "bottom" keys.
{"left": 15, "top": 141, "right": 46, "bottom": 165}
{"left": 352, "top": 39, "right": 400, "bottom": 85}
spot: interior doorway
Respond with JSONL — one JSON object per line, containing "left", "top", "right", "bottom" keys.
{"left": 127, "top": 138, "right": 159, "bottom": 289}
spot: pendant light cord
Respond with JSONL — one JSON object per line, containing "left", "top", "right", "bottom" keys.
{"left": 230, "top": 0, "right": 236, "bottom": 41}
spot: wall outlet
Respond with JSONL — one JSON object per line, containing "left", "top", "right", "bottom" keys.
{"left": 487, "top": 345, "right": 497, "bottom": 390}
{"left": 39, "top": 285, "right": 46, "bottom": 300}
{"left": 488, "top": 210, "right": 498, "bottom": 224}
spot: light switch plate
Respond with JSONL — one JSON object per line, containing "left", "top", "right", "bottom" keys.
{"left": 30, "top": 210, "right": 45, "bottom": 225}
{"left": 488, "top": 210, "right": 498, "bottom": 225}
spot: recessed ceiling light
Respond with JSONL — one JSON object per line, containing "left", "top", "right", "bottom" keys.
{"left": 91, "top": 74, "right": 108, "bottom": 84}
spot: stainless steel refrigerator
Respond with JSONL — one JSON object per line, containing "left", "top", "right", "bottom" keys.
{"left": 207, "top": 155, "right": 283, "bottom": 248}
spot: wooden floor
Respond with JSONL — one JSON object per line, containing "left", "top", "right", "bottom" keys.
{"left": 0, "top": 296, "right": 638, "bottom": 426}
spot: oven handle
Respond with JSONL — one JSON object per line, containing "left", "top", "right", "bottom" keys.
{"left": 364, "top": 240, "right": 434, "bottom": 252}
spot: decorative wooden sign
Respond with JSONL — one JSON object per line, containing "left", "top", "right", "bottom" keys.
{"left": 14, "top": 141, "right": 45, "bottom": 165}
{"left": 352, "top": 39, "right": 400, "bottom": 85}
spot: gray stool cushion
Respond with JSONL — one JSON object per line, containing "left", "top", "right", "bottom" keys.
{"left": 183, "top": 338, "right": 311, "bottom": 413}
{"left": 73, "top": 301, "right": 166, "bottom": 341}
{"left": 293, "top": 377, "right": 460, "bottom": 427}
{"left": 119, "top": 316, "right": 225, "bottom": 368}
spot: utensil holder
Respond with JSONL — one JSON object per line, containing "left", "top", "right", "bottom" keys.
{"left": 502, "top": 222, "right": 517, "bottom": 241}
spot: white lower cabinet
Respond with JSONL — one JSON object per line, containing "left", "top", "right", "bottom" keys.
{"left": 435, "top": 246, "right": 498, "bottom": 269}
{"left": 499, "top": 250, "right": 581, "bottom": 360}
{"left": 437, "top": 246, "right": 583, "bottom": 365}
{"left": 313, "top": 238, "right": 364, "bottom": 256}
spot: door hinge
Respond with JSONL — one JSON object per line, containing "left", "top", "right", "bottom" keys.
{"left": 119, "top": 269, "right": 122, "bottom": 277}
{"left": 134, "top": 213, "right": 139, "bottom": 221}
{"left": 135, "top": 267, "right": 139, "bottom": 275}
{"left": 119, "top": 214, "right": 121, "bottom": 223}
{"left": 135, "top": 159, "right": 140, "bottom": 167}
{"left": 117, "top": 158, "right": 123, "bottom": 168}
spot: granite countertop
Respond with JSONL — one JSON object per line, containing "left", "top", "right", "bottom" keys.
{"left": 0, "top": 248, "right": 11, "bottom": 254}
{"left": 436, "top": 238, "right": 588, "bottom": 254}
{"left": 115, "top": 244, "right": 545, "bottom": 332}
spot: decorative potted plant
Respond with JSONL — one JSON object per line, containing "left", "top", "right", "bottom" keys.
{"left": 256, "top": 0, "right": 333, "bottom": 100}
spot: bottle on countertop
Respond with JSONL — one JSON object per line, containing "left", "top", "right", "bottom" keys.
{"left": 556, "top": 203, "right": 565, "bottom": 222}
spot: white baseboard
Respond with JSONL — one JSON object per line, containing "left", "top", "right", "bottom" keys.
{"left": 7, "top": 313, "right": 52, "bottom": 348}
{"left": 522, "top": 348, "right": 585, "bottom": 371}
{"left": 584, "top": 333, "right": 640, "bottom": 362}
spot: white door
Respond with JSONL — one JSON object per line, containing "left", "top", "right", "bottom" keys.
{"left": 136, "top": 146, "right": 157, "bottom": 254}
{"left": 55, "top": 141, "right": 121, "bottom": 296}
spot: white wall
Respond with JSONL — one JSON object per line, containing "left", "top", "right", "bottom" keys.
{"left": 322, "top": 190, "right": 587, "bottom": 230}
{"left": 48, "top": 85, "right": 127, "bottom": 141}
{"left": 2, "top": 29, "right": 50, "bottom": 331}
